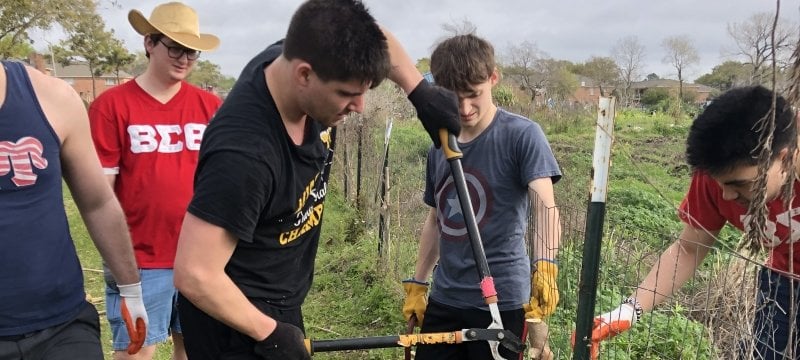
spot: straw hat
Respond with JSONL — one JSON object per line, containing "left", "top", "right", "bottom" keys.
{"left": 128, "top": 2, "right": 219, "bottom": 51}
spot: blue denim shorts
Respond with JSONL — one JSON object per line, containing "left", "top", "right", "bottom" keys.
{"left": 105, "top": 269, "right": 181, "bottom": 351}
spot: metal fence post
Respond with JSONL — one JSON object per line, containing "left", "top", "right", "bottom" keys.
{"left": 573, "top": 96, "right": 616, "bottom": 360}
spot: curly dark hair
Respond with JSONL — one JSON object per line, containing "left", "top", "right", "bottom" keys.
{"left": 686, "top": 85, "right": 795, "bottom": 175}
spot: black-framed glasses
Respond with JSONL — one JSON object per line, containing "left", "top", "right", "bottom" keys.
{"left": 158, "top": 39, "right": 201, "bottom": 61}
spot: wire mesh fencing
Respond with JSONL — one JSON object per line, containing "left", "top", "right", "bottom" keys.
{"left": 532, "top": 199, "right": 798, "bottom": 360}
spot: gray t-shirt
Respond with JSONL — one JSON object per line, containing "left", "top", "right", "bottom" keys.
{"left": 424, "top": 108, "right": 561, "bottom": 310}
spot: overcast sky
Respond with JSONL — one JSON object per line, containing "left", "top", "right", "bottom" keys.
{"left": 33, "top": 0, "right": 800, "bottom": 80}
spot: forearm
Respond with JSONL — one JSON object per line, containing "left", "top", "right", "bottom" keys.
{"left": 413, "top": 209, "right": 440, "bottom": 281}
{"left": 532, "top": 206, "right": 561, "bottom": 261}
{"left": 81, "top": 196, "right": 140, "bottom": 285}
{"left": 528, "top": 180, "right": 561, "bottom": 262}
{"left": 174, "top": 214, "right": 276, "bottom": 341}
{"left": 178, "top": 269, "right": 275, "bottom": 340}
{"left": 380, "top": 26, "right": 423, "bottom": 94}
{"left": 632, "top": 235, "right": 712, "bottom": 312}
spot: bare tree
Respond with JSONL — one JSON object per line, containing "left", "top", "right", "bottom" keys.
{"left": 440, "top": 17, "right": 477, "bottom": 37}
{"left": 503, "top": 41, "right": 548, "bottom": 104}
{"left": 612, "top": 36, "right": 646, "bottom": 106}
{"left": 661, "top": 35, "right": 699, "bottom": 102}
{"left": 432, "top": 17, "right": 477, "bottom": 49}
{"left": 726, "top": 12, "right": 797, "bottom": 86}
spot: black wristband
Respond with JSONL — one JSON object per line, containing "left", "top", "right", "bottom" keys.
{"left": 402, "top": 278, "right": 429, "bottom": 286}
{"left": 622, "top": 297, "right": 643, "bottom": 320}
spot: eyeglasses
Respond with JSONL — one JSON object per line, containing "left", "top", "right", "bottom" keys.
{"left": 158, "top": 39, "right": 201, "bottom": 61}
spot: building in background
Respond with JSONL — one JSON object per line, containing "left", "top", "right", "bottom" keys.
{"left": 25, "top": 53, "right": 134, "bottom": 104}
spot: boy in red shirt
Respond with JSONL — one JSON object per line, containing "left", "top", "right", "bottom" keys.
{"left": 88, "top": 2, "right": 221, "bottom": 359}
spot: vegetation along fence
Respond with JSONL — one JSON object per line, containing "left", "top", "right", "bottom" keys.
{"left": 323, "top": 82, "right": 787, "bottom": 359}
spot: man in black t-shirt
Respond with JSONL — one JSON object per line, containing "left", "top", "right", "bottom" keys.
{"left": 172, "top": 1, "right": 461, "bottom": 359}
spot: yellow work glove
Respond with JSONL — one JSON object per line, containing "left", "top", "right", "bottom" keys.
{"left": 401, "top": 278, "right": 429, "bottom": 326}
{"left": 524, "top": 259, "right": 559, "bottom": 319}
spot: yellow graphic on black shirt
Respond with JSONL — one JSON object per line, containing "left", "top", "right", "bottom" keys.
{"left": 320, "top": 128, "right": 332, "bottom": 148}
{"left": 279, "top": 174, "right": 329, "bottom": 244}
{"left": 277, "top": 128, "right": 333, "bottom": 246}
{"left": 295, "top": 173, "right": 321, "bottom": 212}
{"left": 279, "top": 203, "right": 324, "bottom": 245}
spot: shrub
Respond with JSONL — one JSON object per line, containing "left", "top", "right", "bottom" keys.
{"left": 492, "top": 84, "right": 516, "bottom": 107}
{"left": 640, "top": 88, "right": 671, "bottom": 110}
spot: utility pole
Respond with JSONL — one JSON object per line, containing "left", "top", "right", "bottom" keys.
{"left": 50, "top": 46, "right": 57, "bottom": 77}
{"left": 45, "top": 40, "right": 57, "bottom": 77}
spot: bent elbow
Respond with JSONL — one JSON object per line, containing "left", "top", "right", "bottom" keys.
{"left": 173, "top": 260, "right": 202, "bottom": 299}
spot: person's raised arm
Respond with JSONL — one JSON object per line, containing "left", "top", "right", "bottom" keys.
{"left": 381, "top": 26, "right": 422, "bottom": 94}
{"left": 380, "top": 26, "right": 460, "bottom": 147}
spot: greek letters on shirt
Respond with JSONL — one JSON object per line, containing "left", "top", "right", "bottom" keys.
{"left": 127, "top": 123, "right": 206, "bottom": 153}
{"left": 0, "top": 136, "right": 48, "bottom": 188}
{"left": 741, "top": 208, "right": 800, "bottom": 247}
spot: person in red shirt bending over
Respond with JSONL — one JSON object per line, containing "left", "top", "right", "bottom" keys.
{"left": 88, "top": 2, "right": 221, "bottom": 359}
{"left": 583, "top": 86, "right": 800, "bottom": 360}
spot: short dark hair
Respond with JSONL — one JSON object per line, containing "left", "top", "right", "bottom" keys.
{"left": 430, "top": 34, "right": 495, "bottom": 93}
{"left": 283, "top": 0, "right": 389, "bottom": 89}
{"left": 686, "top": 85, "right": 796, "bottom": 174}
{"left": 144, "top": 33, "right": 165, "bottom": 59}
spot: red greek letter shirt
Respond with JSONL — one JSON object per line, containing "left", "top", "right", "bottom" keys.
{"left": 89, "top": 80, "right": 221, "bottom": 268}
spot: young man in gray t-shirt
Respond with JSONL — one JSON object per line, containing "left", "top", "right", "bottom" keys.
{"left": 401, "top": 33, "right": 562, "bottom": 359}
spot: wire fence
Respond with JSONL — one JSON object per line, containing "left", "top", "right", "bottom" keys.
{"left": 536, "top": 200, "right": 772, "bottom": 360}
{"left": 527, "top": 157, "right": 799, "bottom": 360}
{"left": 327, "top": 83, "right": 799, "bottom": 359}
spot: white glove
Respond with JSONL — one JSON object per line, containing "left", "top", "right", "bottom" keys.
{"left": 596, "top": 303, "right": 638, "bottom": 332}
{"left": 572, "top": 301, "right": 640, "bottom": 360}
{"left": 588, "top": 303, "right": 639, "bottom": 359}
{"left": 118, "top": 282, "right": 149, "bottom": 354}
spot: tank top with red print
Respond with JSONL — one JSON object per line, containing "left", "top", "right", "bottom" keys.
{"left": 0, "top": 60, "right": 85, "bottom": 336}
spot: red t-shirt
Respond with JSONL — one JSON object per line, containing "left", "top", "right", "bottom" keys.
{"left": 679, "top": 171, "right": 800, "bottom": 274}
{"left": 89, "top": 80, "right": 221, "bottom": 268}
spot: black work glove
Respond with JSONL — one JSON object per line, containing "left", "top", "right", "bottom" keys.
{"left": 407, "top": 79, "right": 461, "bottom": 148}
{"left": 253, "top": 321, "right": 310, "bottom": 360}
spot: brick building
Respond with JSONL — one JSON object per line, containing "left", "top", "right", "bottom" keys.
{"left": 25, "top": 53, "right": 134, "bottom": 103}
